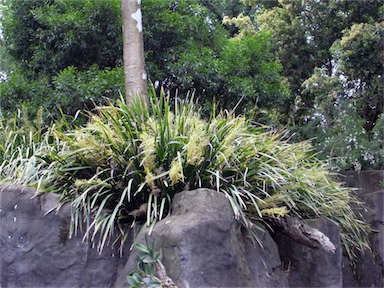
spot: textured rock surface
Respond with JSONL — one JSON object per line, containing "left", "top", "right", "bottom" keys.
{"left": 273, "top": 217, "right": 343, "bottom": 287}
{"left": 243, "top": 225, "right": 289, "bottom": 287}
{"left": 153, "top": 189, "right": 253, "bottom": 288}
{"left": 344, "top": 170, "right": 384, "bottom": 194}
{"left": 0, "top": 184, "right": 124, "bottom": 288}
{"left": 342, "top": 170, "right": 384, "bottom": 287}
{"left": 2, "top": 170, "right": 382, "bottom": 288}
{"left": 114, "top": 188, "right": 288, "bottom": 288}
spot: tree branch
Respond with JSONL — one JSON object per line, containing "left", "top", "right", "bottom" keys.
{"left": 268, "top": 216, "right": 336, "bottom": 254}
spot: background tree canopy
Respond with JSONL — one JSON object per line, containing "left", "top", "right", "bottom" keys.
{"left": 249, "top": 0, "right": 383, "bottom": 170}
{"left": 0, "top": 0, "right": 288, "bottom": 119}
{"left": 0, "top": 0, "right": 382, "bottom": 171}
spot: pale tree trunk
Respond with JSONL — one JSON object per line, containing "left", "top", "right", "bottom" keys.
{"left": 121, "top": 0, "right": 147, "bottom": 105}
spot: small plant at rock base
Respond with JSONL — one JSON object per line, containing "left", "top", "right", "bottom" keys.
{"left": 127, "top": 236, "right": 176, "bottom": 288}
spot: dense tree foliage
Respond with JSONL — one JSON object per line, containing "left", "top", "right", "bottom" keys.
{"left": 254, "top": 0, "right": 382, "bottom": 120}
{"left": 2, "top": 0, "right": 122, "bottom": 75}
{"left": 300, "top": 21, "right": 383, "bottom": 170}
{"left": 1, "top": 0, "right": 286, "bottom": 122}
{"left": 143, "top": 0, "right": 288, "bottom": 119}
{"left": 336, "top": 22, "right": 383, "bottom": 133}
{"left": 243, "top": 0, "right": 383, "bottom": 170}
{"left": 0, "top": 0, "right": 124, "bottom": 119}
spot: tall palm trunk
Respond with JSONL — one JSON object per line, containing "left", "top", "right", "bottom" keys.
{"left": 121, "top": 0, "right": 147, "bottom": 105}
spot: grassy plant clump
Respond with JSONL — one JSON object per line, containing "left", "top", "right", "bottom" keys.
{"left": 0, "top": 107, "right": 49, "bottom": 185}
{"left": 0, "top": 91, "right": 369, "bottom": 260}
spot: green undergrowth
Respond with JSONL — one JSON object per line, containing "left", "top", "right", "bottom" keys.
{"left": 0, "top": 90, "right": 370, "bottom": 263}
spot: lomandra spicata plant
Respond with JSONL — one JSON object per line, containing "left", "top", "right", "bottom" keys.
{"left": 0, "top": 107, "right": 52, "bottom": 186}
{"left": 0, "top": 90, "right": 369, "bottom": 261}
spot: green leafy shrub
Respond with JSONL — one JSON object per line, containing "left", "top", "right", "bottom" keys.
{"left": 1, "top": 90, "right": 369, "bottom": 261}
{"left": 297, "top": 108, "right": 384, "bottom": 172}
{"left": 299, "top": 68, "right": 383, "bottom": 171}
{"left": 0, "top": 71, "right": 53, "bottom": 121}
{"left": 0, "top": 65, "right": 124, "bottom": 123}
{"left": 2, "top": 0, "right": 122, "bottom": 75}
{"left": 127, "top": 236, "right": 172, "bottom": 288}
{"left": 167, "top": 32, "right": 289, "bottom": 121}
{"left": 316, "top": 111, "right": 383, "bottom": 172}
{"left": 52, "top": 65, "right": 124, "bottom": 116}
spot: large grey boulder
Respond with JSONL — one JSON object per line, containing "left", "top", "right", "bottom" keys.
{"left": 114, "top": 188, "right": 288, "bottom": 288}
{"left": 273, "top": 217, "right": 343, "bottom": 287}
{"left": 0, "top": 184, "right": 125, "bottom": 287}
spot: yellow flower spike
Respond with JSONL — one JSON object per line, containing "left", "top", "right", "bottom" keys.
{"left": 260, "top": 207, "right": 289, "bottom": 218}
{"left": 185, "top": 117, "right": 209, "bottom": 165}
{"left": 74, "top": 178, "right": 105, "bottom": 188}
{"left": 144, "top": 168, "right": 156, "bottom": 190}
{"left": 169, "top": 157, "right": 184, "bottom": 186}
{"left": 139, "top": 131, "right": 156, "bottom": 171}
{"left": 146, "top": 117, "right": 158, "bottom": 136}
{"left": 220, "top": 118, "right": 246, "bottom": 160}
{"left": 168, "top": 112, "right": 175, "bottom": 125}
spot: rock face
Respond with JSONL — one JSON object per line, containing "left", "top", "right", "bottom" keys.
{"left": 342, "top": 170, "right": 384, "bottom": 287}
{"left": 114, "top": 188, "right": 288, "bottom": 288}
{"left": 1, "top": 185, "right": 288, "bottom": 288}
{"left": 243, "top": 225, "right": 289, "bottom": 287}
{"left": 151, "top": 189, "right": 253, "bottom": 288}
{"left": 1, "top": 170, "right": 383, "bottom": 288}
{"left": 273, "top": 217, "right": 343, "bottom": 287}
{"left": 0, "top": 184, "right": 124, "bottom": 288}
